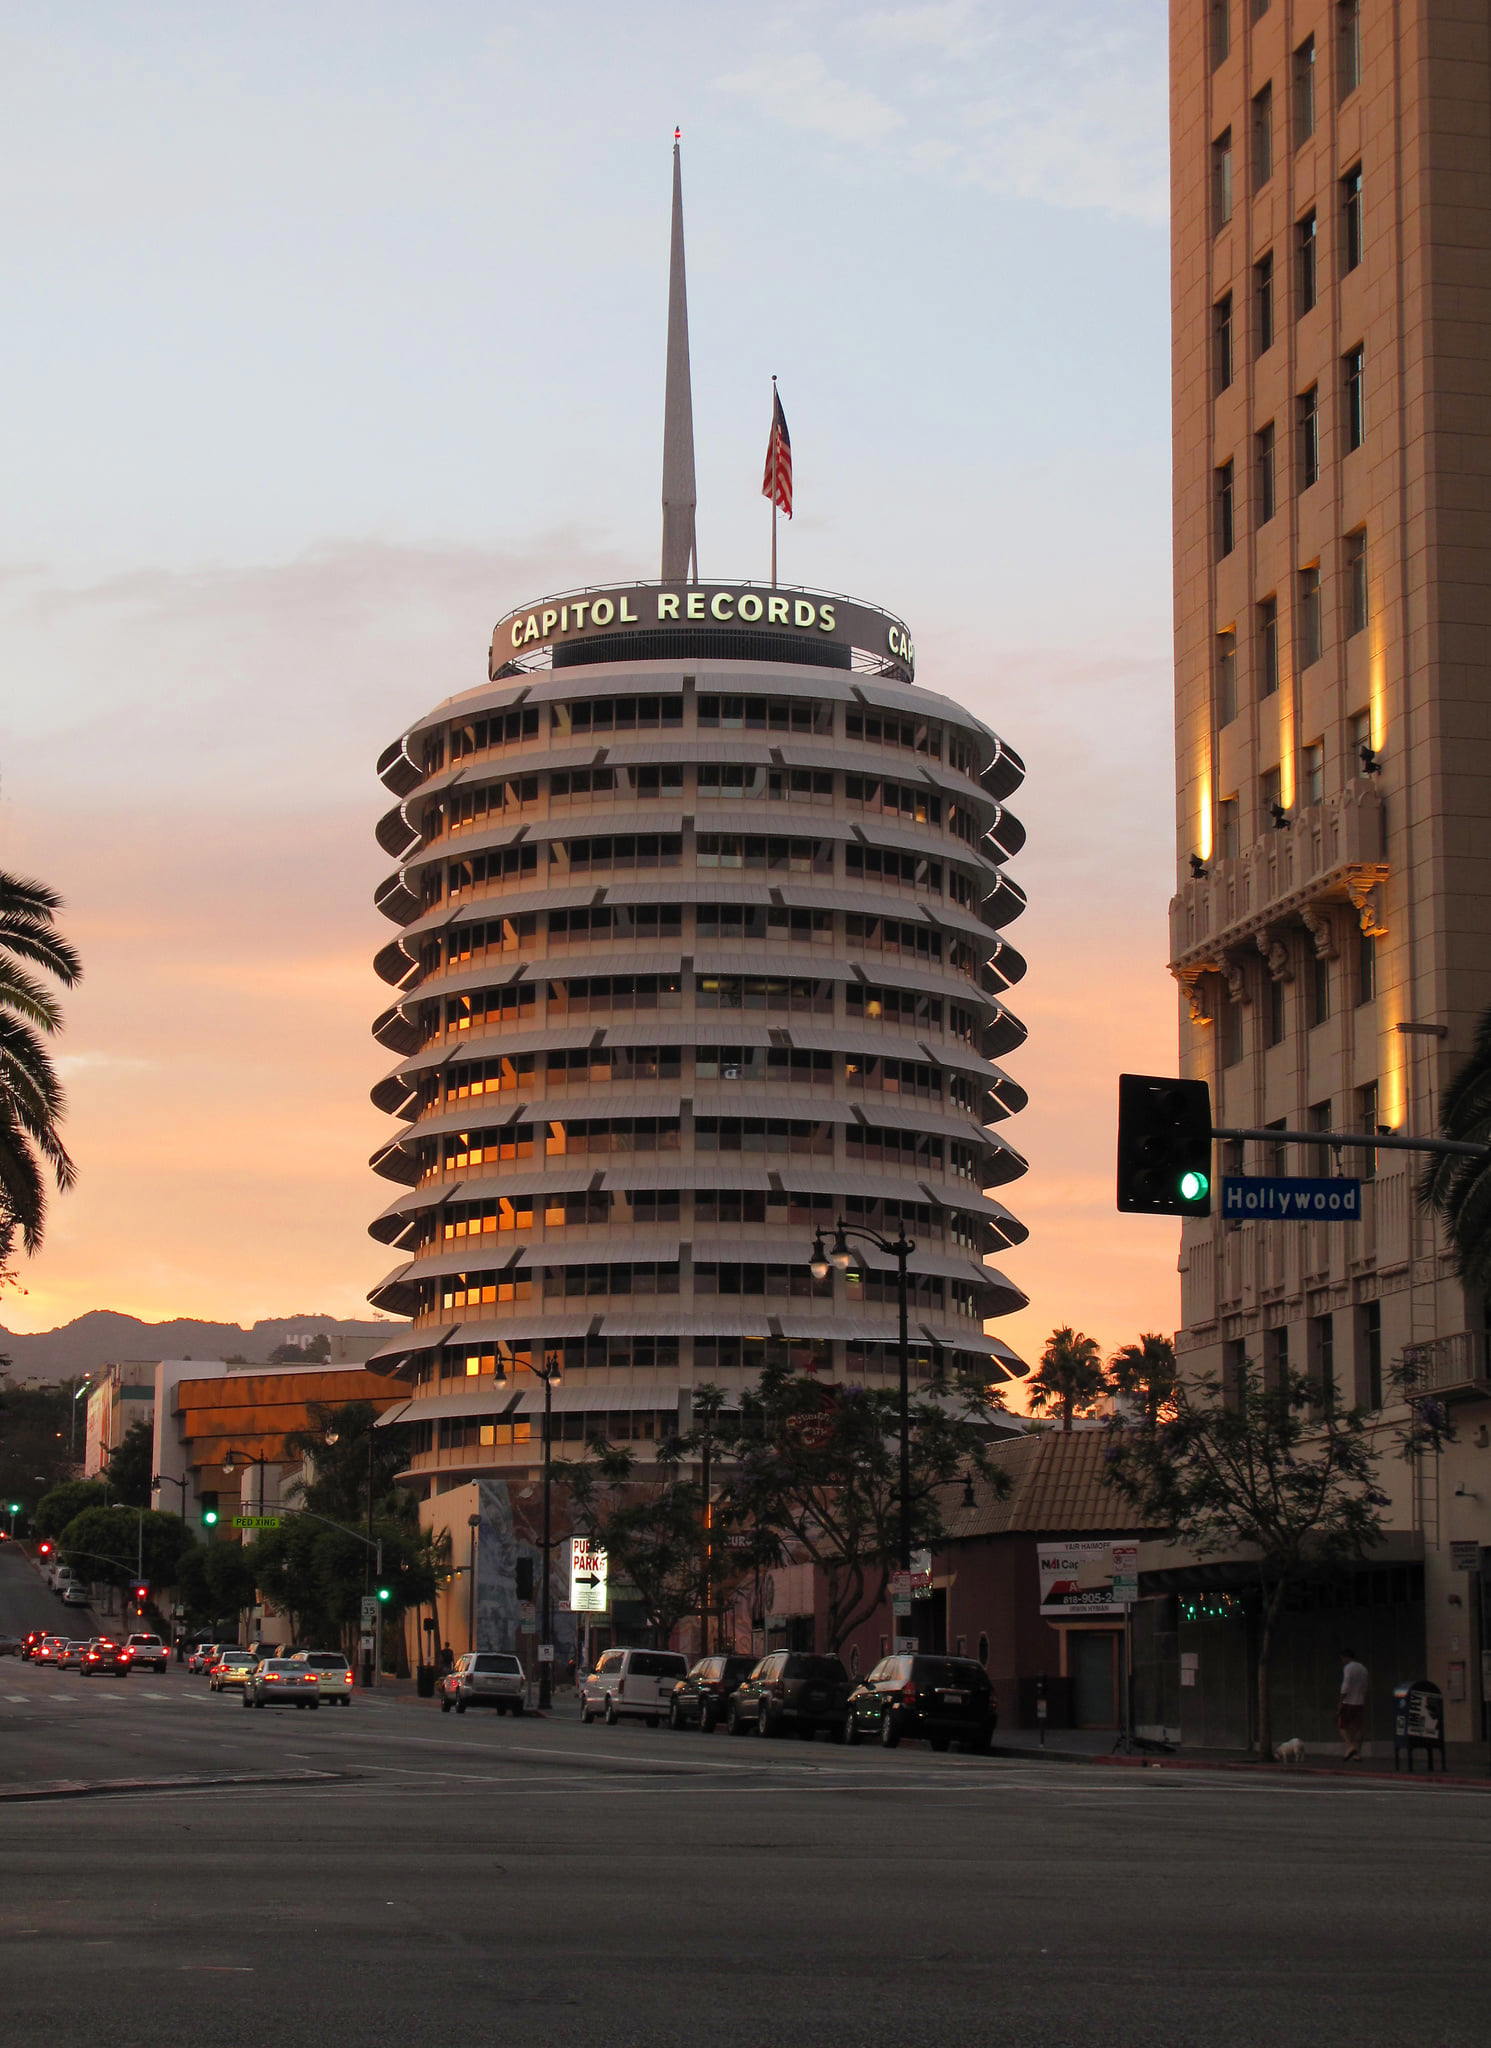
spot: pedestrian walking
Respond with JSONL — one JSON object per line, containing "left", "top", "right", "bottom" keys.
{"left": 1337, "top": 1647, "right": 1369, "bottom": 1759}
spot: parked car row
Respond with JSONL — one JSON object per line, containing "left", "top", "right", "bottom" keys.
{"left": 574, "top": 1648, "right": 998, "bottom": 1752}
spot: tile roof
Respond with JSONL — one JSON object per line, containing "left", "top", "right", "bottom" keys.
{"left": 943, "top": 1427, "right": 1156, "bottom": 1540}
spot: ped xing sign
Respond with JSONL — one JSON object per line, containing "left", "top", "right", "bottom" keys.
{"left": 569, "top": 1537, "right": 609, "bottom": 1613}
{"left": 1222, "top": 1176, "right": 1363, "bottom": 1220}
{"left": 231, "top": 1514, "right": 281, "bottom": 1530}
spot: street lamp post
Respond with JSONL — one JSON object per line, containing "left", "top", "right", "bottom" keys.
{"left": 809, "top": 1219, "right": 916, "bottom": 1579}
{"left": 70, "top": 1375, "right": 92, "bottom": 1463}
{"left": 221, "top": 1447, "right": 270, "bottom": 1518}
{"left": 323, "top": 1422, "right": 380, "bottom": 1687}
{"left": 494, "top": 1350, "right": 563, "bottom": 1708}
{"left": 466, "top": 1511, "right": 481, "bottom": 1652}
{"left": 151, "top": 1472, "right": 189, "bottom": 1516}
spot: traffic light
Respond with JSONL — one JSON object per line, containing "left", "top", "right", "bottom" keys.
{"left": 514, "top": 1557, "right": 535, "bottom": 1602}
{"left": 132, "top": 1583, "right": 149, "bottom": 1615}
{"left": 201, "top": 1490, "right": 219, "bottom": 1528}
{"left": 1117, "top": 1074, "right": 1213, "bottom": 1216}
{"left": 37, "top": 1540, "right": 54, "bottom": 1559}
{"left": 376, "top": 1586, "right": 392, "bottom": 1604}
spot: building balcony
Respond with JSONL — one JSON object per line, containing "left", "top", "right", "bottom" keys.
{"left": 1405, "top": 1332, "right": 1491, "bottom": 1404}
{"left": 1169, "top": 780, "right": 1387, "bottom": 1007}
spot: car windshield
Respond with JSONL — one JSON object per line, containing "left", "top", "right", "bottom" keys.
{"left": 260, "top": 1661, "right": 300, "bottom": 1673}
{"left": 629, "top": 1652, "right": 686, "bottom": 1676}
{"left": 301, "top": 1654, "right": 349, "bottom": 1669}
{"left": 471, "top": 1655, "right": 520, "bottom": 1674}
{"left": 789, "top": 1656, "right": 848, "bottom": 1681}
{"left": 221, "top": 1652, "right": 253, "bottom": 1663}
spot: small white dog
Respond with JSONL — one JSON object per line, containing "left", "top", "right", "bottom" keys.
{"left": 1275, "top": 1736, "right": 1306, "bottom": 1767}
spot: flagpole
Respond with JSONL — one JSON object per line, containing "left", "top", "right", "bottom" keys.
{"left": 770, "top": 374, "right": 778, "bottom": 589}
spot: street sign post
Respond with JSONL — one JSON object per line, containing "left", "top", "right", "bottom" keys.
{"left": 231, "top": 1514, "right": 281, "bottom": 1530}
{"left": 569, "top": 1537, "right": 609, "bottom": 1613}
{"left": 360, "top": 1595, "right": 379, "bottom": 1629}
{"left": 1221, "top": 1175, "right": 1363, "bottom": 1220}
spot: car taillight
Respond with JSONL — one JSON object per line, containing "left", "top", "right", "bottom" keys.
{"left": 901, "top": 1682, "right": 919, "bottom": 1705}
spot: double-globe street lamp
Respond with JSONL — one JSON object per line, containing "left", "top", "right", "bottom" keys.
{"left": 493, "top": 1350, "right": 563, "bottom": 1709}
{"left": 809, "top": 1219, "right": 916, "bottom": 1582}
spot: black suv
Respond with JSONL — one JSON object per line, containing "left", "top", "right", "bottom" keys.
{"left": 668, "top": 1654, "right": 757, "bottom": 1732}
{"left": 727, "top": 1652, "right": 851, "bottom": 1740}
{"left": 844, "top": 1654, "right": 997, "bottom": 1752}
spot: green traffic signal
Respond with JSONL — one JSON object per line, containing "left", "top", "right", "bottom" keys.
{"left": 1179, "top": 1169, "right": 1210, "bottom": 1202}
{"left": 376, "top": 1586, "right": 392, "bottom": 1603}
{"left": 202, "top": 1509, "right": 219, "bottom": 1526}
{"left": 7, "top": 1502, "right": 19, "bottom": 1514}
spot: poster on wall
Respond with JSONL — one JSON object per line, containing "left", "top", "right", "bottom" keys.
{"left": 1037, "top": 1541, "right": 1140, "bottom": 1618}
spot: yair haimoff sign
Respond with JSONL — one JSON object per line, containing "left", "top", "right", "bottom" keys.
{"left": 490, "top": 581, "right": 916, "bottom": 683}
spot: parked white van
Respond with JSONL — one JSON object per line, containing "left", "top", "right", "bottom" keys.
{"left": 579, "top": 1648, "right": 688, "bottom": 1726}
{"left": 49, "top": 1564, "right": 79, "bottom": 1594}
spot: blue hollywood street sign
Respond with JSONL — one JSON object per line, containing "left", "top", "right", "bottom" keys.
{"left": 1222, "top": 1176, "right": 1363, "bottom": 1220}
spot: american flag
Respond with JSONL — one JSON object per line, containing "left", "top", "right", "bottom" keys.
{"left": 761, "top": 387, "right": 793, "bottom": 518}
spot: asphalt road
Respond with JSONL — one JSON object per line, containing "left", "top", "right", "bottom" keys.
{"left": 1, "top": 1547, "right": 1486, "bottom": 2048}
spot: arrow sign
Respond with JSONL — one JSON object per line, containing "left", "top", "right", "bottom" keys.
{"left": 569, "top": 1538, "right": 609, "bottom": 1613}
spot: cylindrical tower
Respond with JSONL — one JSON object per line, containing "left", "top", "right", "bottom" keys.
{"left": 366, "top": 581, "right": 1029, "bottom": 1490}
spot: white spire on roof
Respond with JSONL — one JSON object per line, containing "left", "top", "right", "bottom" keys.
{"left": 660, "top": 131, "right": 699, "bottom": 583}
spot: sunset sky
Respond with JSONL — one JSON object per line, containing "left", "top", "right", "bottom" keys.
{"left": 0, "top": 0, "right": 1183, "bottom": 1366}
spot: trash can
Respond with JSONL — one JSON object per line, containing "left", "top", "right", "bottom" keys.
{"left": 415, "top": 1663, "right": 437, "bottom": 1699}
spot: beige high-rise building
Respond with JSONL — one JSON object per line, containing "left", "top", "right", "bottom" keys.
{"left": 1167, "top": 0, "right": 1491, "bottom": 1741}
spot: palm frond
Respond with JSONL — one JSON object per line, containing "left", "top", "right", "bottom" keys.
{"left": 0, "top": 915, "right": 82, "bottom": 987}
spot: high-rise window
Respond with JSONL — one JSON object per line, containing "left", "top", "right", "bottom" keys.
{"left": 1260, "top": 764, "right": 1283, "bottom": 827}
{"left": 1255, "top": 422, "right": 1276, "bottom": 523}
{"left": 1266, "top": 971, "right": 1286, "bottom": 1047}
{"left": 1254, "top": 251, "right": 1275, "bottom": 354}
{"left": 1296, "top": 211, "right": 1318, "bottom": 313}
{"left": 1343, "top": 345, "right": 1365, "bottom": 450}
{"left": 1299, "top": 565, "right": 1322, "bottom": 665}
{"left": 1301, "top": 739, "right": 1324, "bottom": 806}
{"left": 1345, "top": 530, "right": 1368, "bottom": 636}
{"left": 1218, "top": 796, "right": 1240, "bottom": 860}
{"left": 1214, "top": 294, "right": 1234, "bottom": 393}
{"left": 1264, "top": 1325, "right": 1289, "bottom": 1392}
{"left": 1216, "top": 630, "right": 1238, "bottom": 725}
{"left": 1358, "top": 1299, "right": 1382, "bottom": 1409}
{"left": 1309, "top": 1313, "right": 1336, "bottom": 1413}
{"left": 1220, "top": 987, "right": 1244, "bottom": 1067}
{"left": 1338, "top": 0, "right": 1362, "bottom": 97}
{"left": 1308, "top": 947, "right": 1331, "bottom": 1026}
{"left": 1297, "top": 385, "right": 1320, "bottom": 488}
{"left": 1251, "top": 82, "right": 1273, "bottom": 188}
{"left": 1350, "top": 708, "right": 1373, "bottom": 772}
{"left": 1292, "top": 36, "right": 1316, "bottom": 145}
{"left": 1216, "top": 460, "right": 1236, "bottom": 556}
{"left": 1213, "top": 130, "right": 1234, "bottom": 231}
{"left": 1357, "top": 1079, "right": 1379, "bottom": 1178}
{"left": 1210, "top": 0, "right": 1231, "bottom": 68}
{"left": 1341, "top": 164, "right": 1363, "bottom": 271}
{"left": 1258, "top": 596, "right": 1280, "bottom": 695}
{"left": 1356, "top": 928, "right": 1376, "bottom": 1006}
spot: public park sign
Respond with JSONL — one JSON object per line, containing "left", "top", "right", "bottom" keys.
{"left": 1221, "top": 1176, "right": 1362, "bottom": 1220}
{"left": 568, "top": 1537, "right": 609, "bottom": 1614}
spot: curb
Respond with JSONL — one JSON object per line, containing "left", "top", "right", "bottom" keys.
{"left": 0, "top": 1767, "right": 347, "bottom": 1804}
{"left": 992, "top": 1742, "right": 1491, "bottom": 1790}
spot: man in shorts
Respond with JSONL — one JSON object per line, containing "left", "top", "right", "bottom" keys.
{"left": 1337, "top": 1648, "right": 1369, "bottom": 1759}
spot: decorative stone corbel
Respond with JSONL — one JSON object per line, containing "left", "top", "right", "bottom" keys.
{"left": 1222, "top": 951, "right": 1253, "bottom": 1006}
{"left": 1256, "top": 929, "right": 1294, "bottom": 982}
{"left": 1300, "top": 902, "right": 1341, "bottom": 960}
{"left": 1173, "top": 962, "right": 1217, "bottom": 1024}
{"left": 1343, "top": 864, "right": 1389, "bottom": 939}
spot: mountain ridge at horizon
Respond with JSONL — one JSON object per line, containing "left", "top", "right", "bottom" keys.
{"left": 0, "top": 1308, "right": 401, "bottom": 1381}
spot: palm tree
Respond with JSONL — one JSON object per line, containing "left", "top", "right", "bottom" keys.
{"left": 1026, "top": 1327, "right": 1104, "bottom": 1432}
{"left": 1419, "top": 1005, "right": 1491, "bottom": 1291}
{"left": 0, "top": 874, "right": 80, "bottom": 1259}
{"left": 1108, "top": 1333, "right": 1179, "bottom": 1428}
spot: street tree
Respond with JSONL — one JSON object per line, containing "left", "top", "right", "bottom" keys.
{"left": 34, "top": 1477, "right": 108, "bottom": 1538}
{"left": 58, "top": 1505, "right": 193, "bottom": 1593}
{"left": 175, "top": 1539, "right": 259, "bottom": 1628}
{"left": 1107, "top": 1333, "right": 1178, "bottom": 1428}
{"left": 103, "top": 1417, "right": 154, "bottom": 1507}
{"left": 245, "top": 1513, "right": 434, "bottom": 1656}
{"left": 0, "top": 1378, "right": 77, "bottom": 1510}
{"left": 0, "top": 872, "right": 81, "bottom": 1261}
{"left": 1417, "top": 1003, "right": 1491, "bottom": 1289}
{"left": 716, "top": 1364, "right": 1007, "bottom": 1653}
{"left": 1104, "top": 1359, "right": 1391, "bottom": 1757}
{"left": 1026, "top": 1327, "right": 1105, "bottom": 1432}
{"left": 283, "top": 1401, "right": 415, "bottom": 1527}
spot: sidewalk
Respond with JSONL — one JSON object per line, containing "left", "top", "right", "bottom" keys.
{"left": 991, "top": 1722, "right": 1491, "bottom": 1786}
